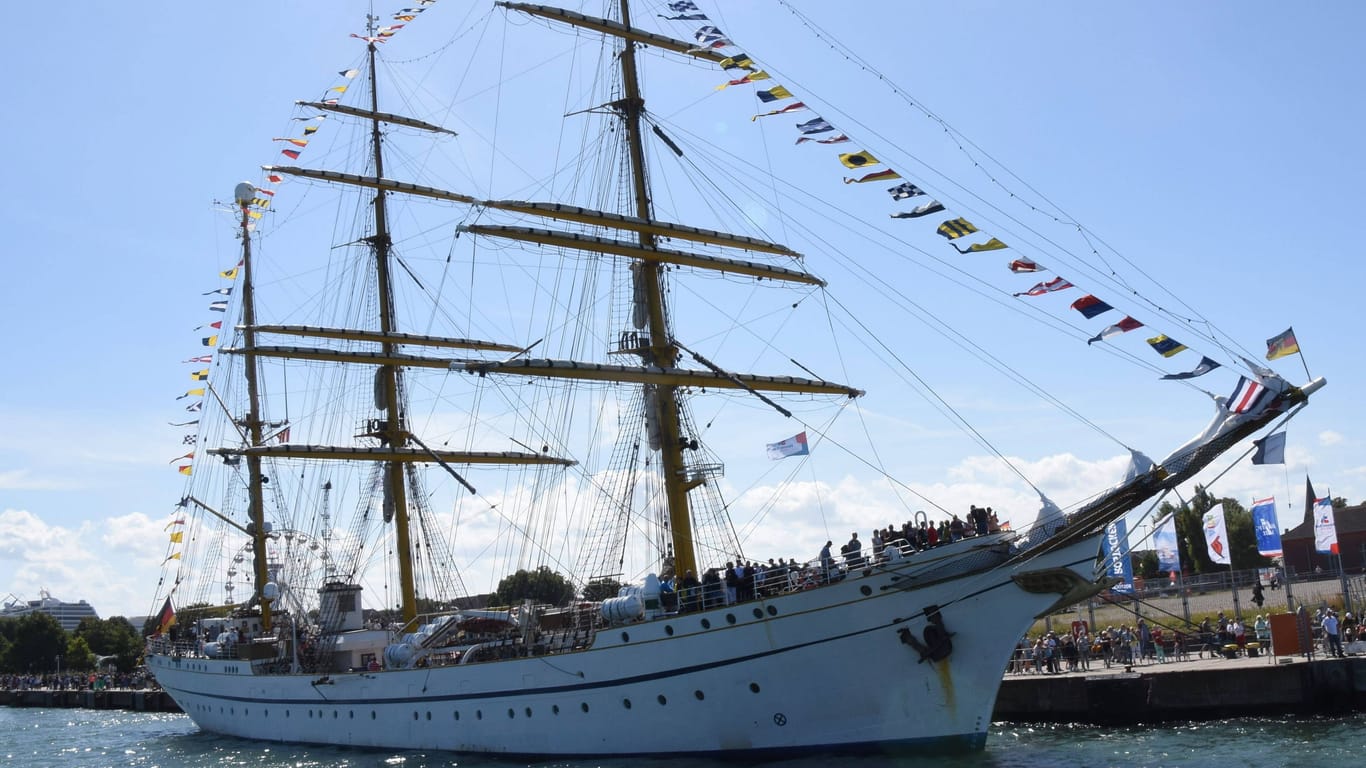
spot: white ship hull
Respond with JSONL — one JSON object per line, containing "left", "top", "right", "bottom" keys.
{"left": 150, "top": 535, "right": 1100, "bottom": 757}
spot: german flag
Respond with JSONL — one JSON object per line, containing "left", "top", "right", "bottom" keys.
{"left": 155, "top": 597, "right": 177, "bottom": 636}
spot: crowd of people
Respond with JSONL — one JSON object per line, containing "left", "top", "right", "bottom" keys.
{"left": 0, "top": 671, "right": 158, "bottom": 691}
{"left": 662, "top": 507, "right": 1008, "bottom": 613}
{"left": 1012, "top": 604, "right": 1360, "bottom": 674}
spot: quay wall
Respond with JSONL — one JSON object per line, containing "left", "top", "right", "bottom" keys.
{"left": 0, "top": 688, "right": 181, "bottom": 712}
{"left": 994, "top": 657, "right": 1366, "bottom": 722}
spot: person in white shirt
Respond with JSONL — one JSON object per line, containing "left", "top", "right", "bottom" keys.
{"left": 1323, "top": 609, "right": 1344, "bottom": 658}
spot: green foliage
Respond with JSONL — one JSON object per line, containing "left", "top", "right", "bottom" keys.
{"left": 64, "top": 635, "right": 95, "bottom": 671}
{"left": 1134, "top": 550, "right": 1160, "bottom": 579}
{"left": 582, "top": 578, "right": 623, "bottom": 602}
{"left": 493, "top": 566, "right": 574, "bottom": 607}
{"left": 75, "top": 616, "right": 144, "bottom": 672}
{"left": 1, "top": 612, "right": 67, "bottom": 673}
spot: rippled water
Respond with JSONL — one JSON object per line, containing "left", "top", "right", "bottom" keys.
{"left": 3, "top": 706, "right": 1362, "bottom": 768}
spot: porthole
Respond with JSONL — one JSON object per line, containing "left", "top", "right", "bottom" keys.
{"left": 333, "top": 711, "right": 339, "bottom": 719}
{"left": 701, "top": 618, "right": 711, "bottom": 629}
{"left": 860, "top": 585, "right": 872, "bottom": 596}
{"left": 349, "top": 711, "right": 354, "bottom": 719}
{"left": 694, "top": 690, "right": 705, "bottom": 701}
{"left": 624, "top": 698, "right": 633, "bottom": 709}
{"left": 553, "top": 705, "right": 560, "bottom": 715}
{"left": 477, "top": 710, "right": 483, "bottom": 720}
{"left": 581, "top": 702, "right": 590, "bottom": 713}
{"left": 508, "top": 708, "right": 515, "bottom": 718}
{"left": 621, "top": 631, "right": 630, "bottom": 643}
{"left": 412, "top": 712, "right": 418, "bottom": 721}
{"left": 286, "top": 710, "right": 291, "bottom": 718}
{"left": 525, "top": 707, "right": 532, "bottom": 717}
{"left": 657, "top": 694, "right": 667, "bottom": 705}
{"left": 726, "top": 613, "right": 737, "bottom": 625}
{"left": 753, "top": 608, "right": 763, "bottom": 619}
{"left": 750, "top": 682, "right": 761, "bottom": 693}
{"left": 371, "top": 711, "right": 377, "bottom": 720}
{"left": 665, "top": 625, "right": 674, "bottom": 636}
{"left": 767, "top": 605, "right": 778, "bottom": 616}
{"left": 426, "top": 711, "right": 432, "bottom": 721}
{"left": 454, "top": 711, "right": 460, "bottom": 721}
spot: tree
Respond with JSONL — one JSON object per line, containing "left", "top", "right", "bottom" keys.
{"left": 582, "top": 578, "right": 623, "bottom": 602}
{"left": 2, "top": 612, "right": 67, "bottom": 673}
{"left": 1134, "top": 550, "right": 1159, "bottom": 580}
{"left": 75, "top": 616, "right": 144, "bottom": 672}
{"left": 65, "top": 635, "right": 95, "bottom": 671}
{"left": 493, "top": 566, "right": 574, "bottom": 607}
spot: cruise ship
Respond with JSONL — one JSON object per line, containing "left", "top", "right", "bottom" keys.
{"left": 1, "top": 592, "right": 100, "bottom": 631}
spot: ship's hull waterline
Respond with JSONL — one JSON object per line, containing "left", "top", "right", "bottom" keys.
{"left": 149, "top": 535, "right": 1100, "bottom": 756}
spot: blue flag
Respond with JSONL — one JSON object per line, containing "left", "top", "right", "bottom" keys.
{"left": 1102, "top": 519, "right": 1133, "bottom": 594}
{"left": 1251, "top": 497, "right": 1282, "bottom": 556}
{"left": 1251, "top": 432, "right": 1286, "bottom": 465}
{"left": 1153, "top": 514, "right": 1181, "bottom": 574}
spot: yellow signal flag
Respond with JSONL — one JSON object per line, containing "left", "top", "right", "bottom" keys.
{"left": 838, "top": 151, "right": 879, "bottom": 169}
{"left": 169, "top": 531, "right": 184, "bottom": 543}
{"left": 220, "top": 266, "right": 240, "bottom": 279}
{"left": 178, "top": 465, "right": 192, "bottom": 476}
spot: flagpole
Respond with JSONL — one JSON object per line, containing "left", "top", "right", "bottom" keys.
{"left": 1290, "top": 325, "right": 1312, "bottom": 381}
{"left": 1230, "top": 562, "right": 1243, "bottom": 624}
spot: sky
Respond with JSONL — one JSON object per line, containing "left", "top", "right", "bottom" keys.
{"left": 2, "top": 1, "right": 1363, "bottom": 621}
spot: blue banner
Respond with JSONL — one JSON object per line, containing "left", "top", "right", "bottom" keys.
{"left": 1153, "top": 514, "right": 1181, "bottom": 574}
{"left": 1251, "top": 497, "right": 1282, "bottom": 556}
{"left": 1103, "top": 519, "right": 1134, "bottom": 594}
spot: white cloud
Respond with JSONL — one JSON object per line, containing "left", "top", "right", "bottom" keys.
{"left": 1319, "top": 430, "right": 1345, "bottom": 447}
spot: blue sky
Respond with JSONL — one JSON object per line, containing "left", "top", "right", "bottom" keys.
{"left": 2, "top": 1, "right": 1362, "bottom": 619}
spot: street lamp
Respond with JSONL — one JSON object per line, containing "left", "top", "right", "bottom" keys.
{"left": 55, "top": 655, "right": 61, "bottom": 676}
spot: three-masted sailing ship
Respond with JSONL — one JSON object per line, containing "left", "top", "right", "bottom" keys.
{"left": 146, "top": 1, "right": 1325, "bottom": 756}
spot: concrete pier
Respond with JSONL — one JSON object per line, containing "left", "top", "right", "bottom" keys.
{"left": 993, "top": 653, "right": 1366, "bottom": 722}
{"left": 0, "top": 688, "right": 181, "bottom": 712}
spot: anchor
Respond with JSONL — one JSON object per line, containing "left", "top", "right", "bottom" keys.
{"left": 897, "top": 604, "right": 954, "bottom": 663}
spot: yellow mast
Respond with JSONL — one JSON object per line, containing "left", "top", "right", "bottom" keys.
{"left": 360, "top": 21, "right": 420, "bottom": 628}
{"left": 615, "top": 0, "right": 700, "bottom": 579}
{"left": 232, "top": 183, "right": 274, "bottom": 632}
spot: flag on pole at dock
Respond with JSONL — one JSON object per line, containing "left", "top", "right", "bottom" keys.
{"left": 766, "top": 431, "right": 810, "bottom": 459}
{"left": 1154, "top": 514, "right": 1181, "bottom": 574}
{"left": 1251, "top": 497, "right": 1283, "bottom": 556}
{"left": 1102, "top": 519, "right": 1134, "bottom": 593}
{"left": 1313, "top": 496, "right": 1339, "bottom": 554}
{"left": 1203, "top": 503, "right": 1231, "bottom": 565}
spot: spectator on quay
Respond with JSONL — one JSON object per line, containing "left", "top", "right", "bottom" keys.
{"left": 1323, "top": 609, "right": 1345, "bottom": 658}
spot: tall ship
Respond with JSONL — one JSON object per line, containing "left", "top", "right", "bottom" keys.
{"left": 146, "top": 1, "right": 1325, "bottom": 757}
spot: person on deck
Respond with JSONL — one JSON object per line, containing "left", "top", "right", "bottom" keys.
{"left": 844, "top": 532, "right": 862, "bottom": 569}
{"left": 819, "top": 541, "right": 835, "bottom": 582}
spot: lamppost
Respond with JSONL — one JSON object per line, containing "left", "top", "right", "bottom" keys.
{"left": 55, "top": 655, "right": 61, "bottom": 676}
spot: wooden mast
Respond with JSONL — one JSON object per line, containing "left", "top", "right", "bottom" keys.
{"left": 233, "top": 183, "right": 273, "bottom": 631}
{"left": 361, "top": 17, "right": 420, "bottom": 627}
{"left": 616, "top": 0, "right": 699, "bottom": 580}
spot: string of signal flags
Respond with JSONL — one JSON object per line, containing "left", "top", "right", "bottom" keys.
{"left": 661, "top": 0, "right": 1308, "bottom": 384}
{"left": 159, "top": 1, "right": 439, "bottom": 564}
